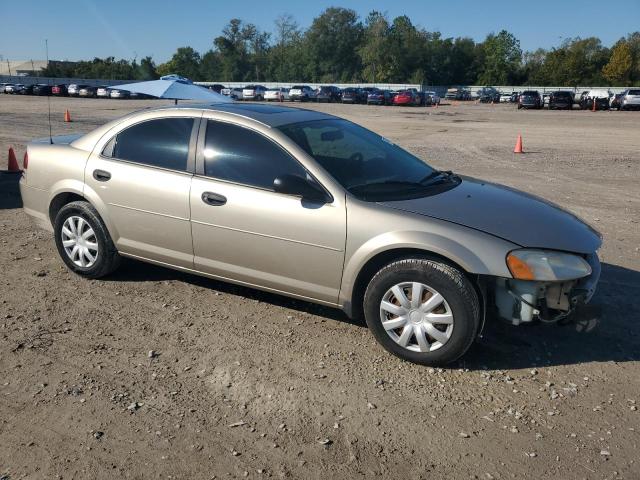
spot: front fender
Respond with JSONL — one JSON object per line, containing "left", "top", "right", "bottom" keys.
{"left": 339, "top": 225, "right": 518, "bottom": 311}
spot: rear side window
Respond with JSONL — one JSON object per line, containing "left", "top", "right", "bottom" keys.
{"left": 109, "top": 118, "right": 194, "bottom": 171}
{"left": 628, "top": 89, "right": 640, "bottom": 95}
{"left": 202, "top": 120, "right": 308, "bottom": 190}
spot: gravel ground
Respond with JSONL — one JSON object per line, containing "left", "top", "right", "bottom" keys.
{"left": 1, "top": 95, "right": 639, "bottom": 479}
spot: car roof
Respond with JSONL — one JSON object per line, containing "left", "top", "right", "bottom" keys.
{"left": 71, "top": 102, "right": 338, "bottom": 152}
{"left": 155, "top": 102, "right": 337, "bottom": 127}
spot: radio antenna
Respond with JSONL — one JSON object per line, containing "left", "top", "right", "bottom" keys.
{"left": 45, "top": 39, "right": 53, "bottom": 144}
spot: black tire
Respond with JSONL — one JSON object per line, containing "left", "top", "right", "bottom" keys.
{"left": 363, "top": 258, "right": 480, "bottom": 366}
{"left": 53, "top": 201, "right": 121, "bottom": 278}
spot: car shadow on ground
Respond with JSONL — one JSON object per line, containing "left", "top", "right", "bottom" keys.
{"left": 109, "top": 259, "right": 640, "bottom": 369}
{"left": 109, "top": 258, "right": 359, "bottom": 326}
{"left": 461, "top": 262, "right": 640, "bottom": 370}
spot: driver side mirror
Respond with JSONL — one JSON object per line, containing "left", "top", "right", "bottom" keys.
{"left": 273, "top": 174, "right": 331, "bottom": 203}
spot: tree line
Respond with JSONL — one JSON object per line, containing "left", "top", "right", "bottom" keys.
{"left": 42, "top": 8, "right": 640, "bottom": 86}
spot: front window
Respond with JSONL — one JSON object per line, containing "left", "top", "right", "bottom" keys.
{"left": 278, "top": 119, "right": 459, "bottom": 201}
{"left": 203, "top": 120, "right": 308, "bottom": 190}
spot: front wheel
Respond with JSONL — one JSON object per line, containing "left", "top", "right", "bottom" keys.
{"left": 363, "top": 258, "right": 480, "bottom": 366}
{"left": 54, "top": 201, "right": 121, "bottom": 278}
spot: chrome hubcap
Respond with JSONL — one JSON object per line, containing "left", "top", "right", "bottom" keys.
{"left": 379, "top": 282, "right": 454, "bottom": 352}
{"left": 61, "top": 216, "right": 98, "bottom": 268}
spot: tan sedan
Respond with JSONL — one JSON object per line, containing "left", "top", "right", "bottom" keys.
{"left": 20, "top": 103, "right": 601, "bottom": 365}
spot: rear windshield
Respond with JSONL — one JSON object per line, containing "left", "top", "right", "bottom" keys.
{"left": 553, "top": 91, "right": 572, "bottom": 97}
{"left": 522, "top": 91, "right": 539, "bottom": 95}
{"left": 291, "top": 85, "right": 306, "bottom": 89}
{"left": 628, "top": 89, "right": 640, "bottom": 95}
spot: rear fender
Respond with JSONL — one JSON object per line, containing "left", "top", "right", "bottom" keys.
{"left": 82, "top": 183, "right": 120, "bottom": 242}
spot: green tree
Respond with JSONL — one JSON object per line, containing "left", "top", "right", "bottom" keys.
{"left": 270, "top": 14, "right": 304, "bottom": 81}
{"left": 560, "top": 37, "right": 609, "bottom": 85}
{"left": 387, "top": 16, "right": 423, "bottom": 83}
{"left": 603, "top": 41, "right": 633, "bottom": 85}
{"left": 449, "top": 37, "right": 479, "bottom": 85}
{"left": 157, "top": 47, "right": 202, "bottom": 80}
{"left": 200, "top": 50, "right": 221, "bottom": 81}
{"left": 477, "top": 30, "right": 522, "bottom": 85}
{"left": 135, "top": 56, "right": 159, "bottom": 80}
{"left": 624, "top": 32, "right": 640, "bottom": 84}
{"left": 358, "top": 11, "right": 392, "bottom": 82}
{"left": 214, "top": 19, "right": 251, "bottom": 81}
{"left": 303, "top": 7, "right": 363, "bottom": 82}
{"left": 243, "top": 23, "right": 271, "bottom": 81}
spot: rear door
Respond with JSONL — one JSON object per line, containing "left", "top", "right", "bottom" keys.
{"left": 190, "top": 118, "right": 346, "bottom": 303}
{"left": 84, "top": 114, "right": 199, "bottom": 268}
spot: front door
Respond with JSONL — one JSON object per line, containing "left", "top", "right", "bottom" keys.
{"left": 190, "top": 119, "right": 346, "bottom": 304}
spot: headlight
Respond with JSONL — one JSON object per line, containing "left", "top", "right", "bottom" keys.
{"left": 506, "top": 249, "right": 592, "bottom": 281}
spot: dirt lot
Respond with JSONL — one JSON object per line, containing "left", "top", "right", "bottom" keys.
{"left": 1, "top": 95, "right": 639, "bottom": 479}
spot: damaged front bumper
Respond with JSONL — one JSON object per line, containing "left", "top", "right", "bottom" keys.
{"left": 494, "top": 253, "right": 601, "bottom": 325}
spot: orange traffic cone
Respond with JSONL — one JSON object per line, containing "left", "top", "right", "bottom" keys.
{"left": 64, "top": 109, "right": 72, "bottom": 122}
{"left": 591, "top": 99, "right": 596, "bottom": 112}
{"left": 513, "top": 134, "right": 524, "bottom": 154}
{"left": 7, "top": 147, "right": 21, "bottom": 171}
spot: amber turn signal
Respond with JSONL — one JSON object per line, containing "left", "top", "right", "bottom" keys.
{"left": 506, "top": 253, "right": 535, "bottom": 280}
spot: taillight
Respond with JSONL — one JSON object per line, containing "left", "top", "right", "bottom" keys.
{"left": 23, "top": 151, "right": 28, "bottom": 169}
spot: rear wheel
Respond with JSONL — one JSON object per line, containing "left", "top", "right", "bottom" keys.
{"left": 54, "top": 201, "right": 121, "bottom": 278}
{"left": 363, "top": 258, "right": 480, "bottom": 366}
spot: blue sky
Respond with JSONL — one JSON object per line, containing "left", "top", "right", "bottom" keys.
{"left": 2, "top": 0, "right": 639, "bottom": 62}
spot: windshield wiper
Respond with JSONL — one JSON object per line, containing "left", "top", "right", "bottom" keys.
{"left": 419, "top": 170, "right": 455, "bottom": 185}
{"left": 347, "top": 180, "right": 428, "bottom": 193}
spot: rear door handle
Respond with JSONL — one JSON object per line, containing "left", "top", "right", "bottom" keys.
{"left": 93, "top": 169, "right": 111, "bottom": 182}
{"left": 201, "top": 191, "right": 227, "bottom": 206}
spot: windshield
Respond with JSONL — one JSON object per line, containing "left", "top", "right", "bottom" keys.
{"left": 278, "top": 119, "right": 459, "bottom": 201}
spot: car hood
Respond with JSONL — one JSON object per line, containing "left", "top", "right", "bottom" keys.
{"left": 380, "top": 176, "right": 601, "bottom": 254}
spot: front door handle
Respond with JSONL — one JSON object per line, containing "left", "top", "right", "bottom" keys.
{"left": 93, "top": 169, "right": 111, "bottom": 182}
{"left": 201, "top": 191, "right": 227, "bottom": 206}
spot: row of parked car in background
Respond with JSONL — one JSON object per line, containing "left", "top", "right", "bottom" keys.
{"left": 0, "top": 82, "right": 152, "bottom": 99}
{"left": 218, "top": 84, "right": 442, "bottom": 106}
{"left": 3, "top": 81, "right": 638, "bottom": 110}
{"left": 509, "top": 88, "right": 640, "bottom": 111}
